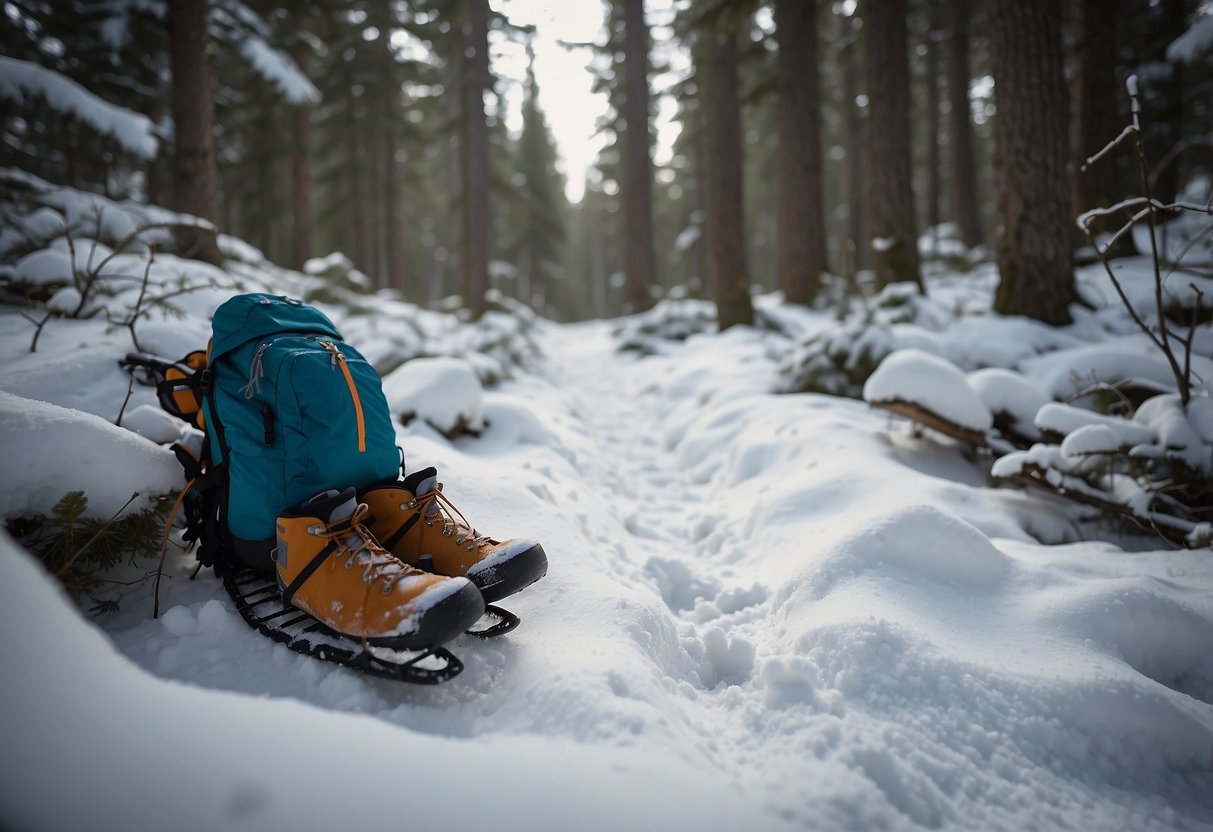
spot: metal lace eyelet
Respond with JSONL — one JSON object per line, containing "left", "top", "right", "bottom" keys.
{"left": 442, "top": 529, "right": 452, "bottom": 538}
{"left": 455, "top": 537, "right": 465, "bottom": 545}
{"left": 344, "top": 558, "right": 355, "bottom": 570}
{"left": 466, "top": 544, "right": 475, "bottom": 552}
{"left": 381, "top": 582, "right": 393, "bottom": 595}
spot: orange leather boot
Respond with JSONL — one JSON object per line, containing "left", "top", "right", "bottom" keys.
{"left": 362, "top": 468, "right": 548, "bottom": 604}
{"left": 275, "top": 487, "right": 484, "bottom": 649}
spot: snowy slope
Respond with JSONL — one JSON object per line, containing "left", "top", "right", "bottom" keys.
{"left": 2, "top": 312, "right": 1212, "bottom": 830}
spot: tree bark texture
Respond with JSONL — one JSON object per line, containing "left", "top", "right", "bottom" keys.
{"left": 1071, "top": 0, "right": 1134, "bottom": 255}
{"left": 289, "top": 6, "right": 314, "bottom": 269}
{"left": 700, "top": 28, "right": 753, "bottom": 330}
{"left": 864, "top": 0, "right": 922, "bottom": 291}
{"left": 842, "top": 16, "right": 867, "bottom": 276}
{"left": 375, "top": 4, "right": 404, "bottom": 293}
{"left": 989, "top": 0, "right": 1075, "bottom": 325}
{"left": 461, "top": 0, "right": 492, "bottom": 318}
{"left": 947, "top": 0, "right": 982, "bottom": 248}
{"left": 166, "top": 0, "right": 222, "bottom": 264}
{"left": 774, "top": 0, "right": 827, "bottom": 305}
{"left": 924, "top": 0, "right": 941, "bottom": 237}
{"left": 621, "top": 0, "right": 656, "bottom": 313}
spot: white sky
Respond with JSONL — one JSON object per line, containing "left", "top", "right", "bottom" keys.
{"left": 492, "top": 0, "right": 686, "bottom": 203}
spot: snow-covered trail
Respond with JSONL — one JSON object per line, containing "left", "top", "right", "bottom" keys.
{"left": 5, "top": 317, "right": 1213, "bottom": 831}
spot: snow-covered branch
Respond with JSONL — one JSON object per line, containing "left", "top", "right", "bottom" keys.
{"left": 1166, "top": 12, "right": 1213, "bottom": 64}
{"left": 210, "top": 0, "right": 320, "bottom": 105}
{"left": 0, "top": 56, "right": 158, "bottom": 159}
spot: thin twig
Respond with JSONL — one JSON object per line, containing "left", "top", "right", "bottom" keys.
{"left": 125, "top": 248, "right": 156, "bottom": 353}
{"left": 115, "top": 374, "right": 135, "bottom": 427}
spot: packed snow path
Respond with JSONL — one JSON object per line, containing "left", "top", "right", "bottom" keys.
{"left": 4, "top": 318, "right": 1213, "bottom": 832}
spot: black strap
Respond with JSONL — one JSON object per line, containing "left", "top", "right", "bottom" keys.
{"left": 382, "top": 513, "right": 420, "bottom": 551}
{"left": 281, "top": 540, "right": 338, "bottom": 607}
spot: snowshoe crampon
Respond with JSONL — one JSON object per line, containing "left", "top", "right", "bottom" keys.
{"left": 467, "top": 604, "right": 520, "bottom": 638}
{"left": 222, "top": 566, "right": 464, "bottom": 684}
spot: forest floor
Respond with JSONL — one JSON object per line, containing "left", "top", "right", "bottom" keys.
{"left": 4, "top": 299, "right": 1213, "bottom": 830}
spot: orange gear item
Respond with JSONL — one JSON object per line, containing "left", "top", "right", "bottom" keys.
{"left": 274, "top": 488, "right": 484, "bottom": 649}
{"left": 362, "top": 468, "right": 548, "bottom": 604}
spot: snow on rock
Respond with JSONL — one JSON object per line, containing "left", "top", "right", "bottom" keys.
{"left": 864, "top": 348, "right": 993, "bottom": 432}
{"left": 966, "top": 368, "right": 1051, "bottom": 439}
{"left": 0, "top": 391, "right": 180, "bottom": 520}
{"left": 381, "top": 356, "right": 485, "bottom": 435}
{"left": 0, "top": 56, "right": 158, "bottom": 158}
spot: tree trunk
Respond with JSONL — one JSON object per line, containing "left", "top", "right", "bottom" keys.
{"left": 989, "top": 0, "right": 1075, "bottom": 325}
{"left": 700, "top": 28, "right": 753, "bottom": 330}
{"left": 376, "top": 7, "right": 404, "bottom": 294}
{"left": 842, "top": 15, "right": 866, "bottom": 277}
{"left": 621, "top": 0, "right": 656, "bottom": 313}
{"left": 461, "top": 0, "right": 492, "bottom": 318}
{"left": 774, "top": 0, "right": 827, "bottom": 306}
{"left": 166, "top": 0, "right": 222, "bottom": 264}
{"left": 348, "top": 123, "right": 372, "bottom": 280}
{"left": 947, "top": 0, "right": 982, "bottom": 248}
{"left": 864, "top": 0, "right": 922, "bottom": 291}
{"left": 289, "top": 6, "right": 314, "bottom": 269}
{"left": 924, "top": 0, "right": 942, "bottom": 239}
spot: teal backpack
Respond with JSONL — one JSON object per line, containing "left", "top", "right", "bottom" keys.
{"left": 165, "top": 294, "right": 401, "bottom": 572}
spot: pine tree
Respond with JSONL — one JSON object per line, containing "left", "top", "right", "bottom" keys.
{"left": 512, "top": 35, "right": 568, "bottom": 314}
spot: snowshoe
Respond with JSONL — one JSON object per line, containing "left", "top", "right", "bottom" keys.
{"left": 221, "top": 566, "right": 464, "bottom": 684}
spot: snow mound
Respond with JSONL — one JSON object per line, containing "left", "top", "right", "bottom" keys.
{"left": 831, "top": 504, "right": 1010, "bottom": 588}
{"left": 0, "top": 391, "right": 181, "bottom": 520}
{"left": 381, "top": 357, "right": 485, "bottom": 435}
{"left": 864, "top": 349, "right": 993, "bottom": 432}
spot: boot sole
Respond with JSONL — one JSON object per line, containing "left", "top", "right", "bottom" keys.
{"left": 468, "top": 542, "right": 548, "bottom": 605}
{"left": 366, "top": 580, "right": 485, "bottom": 650}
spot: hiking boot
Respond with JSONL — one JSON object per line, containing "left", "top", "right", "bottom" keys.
{"left": 274, "top": 487, "right": 484, "bottom": 649}
{"left": 362, "top": 467, "right": 548, "bottom": 604}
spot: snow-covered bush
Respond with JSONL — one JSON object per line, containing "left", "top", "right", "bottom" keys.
{"left": 918, "top": 222, "right": 988, "bottom": 272}
{"left": 779, "top": 282, "right": 952, "bottom": 398}
{"left": 614, "top": 298, "right": 717, "bottom": 354}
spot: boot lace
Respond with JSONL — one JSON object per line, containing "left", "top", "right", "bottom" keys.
{"left": 415, "top": 485, "right": 494, "bottom": 552}
{"left": 318, "top": 503, "right": 416, "bottom": 595}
